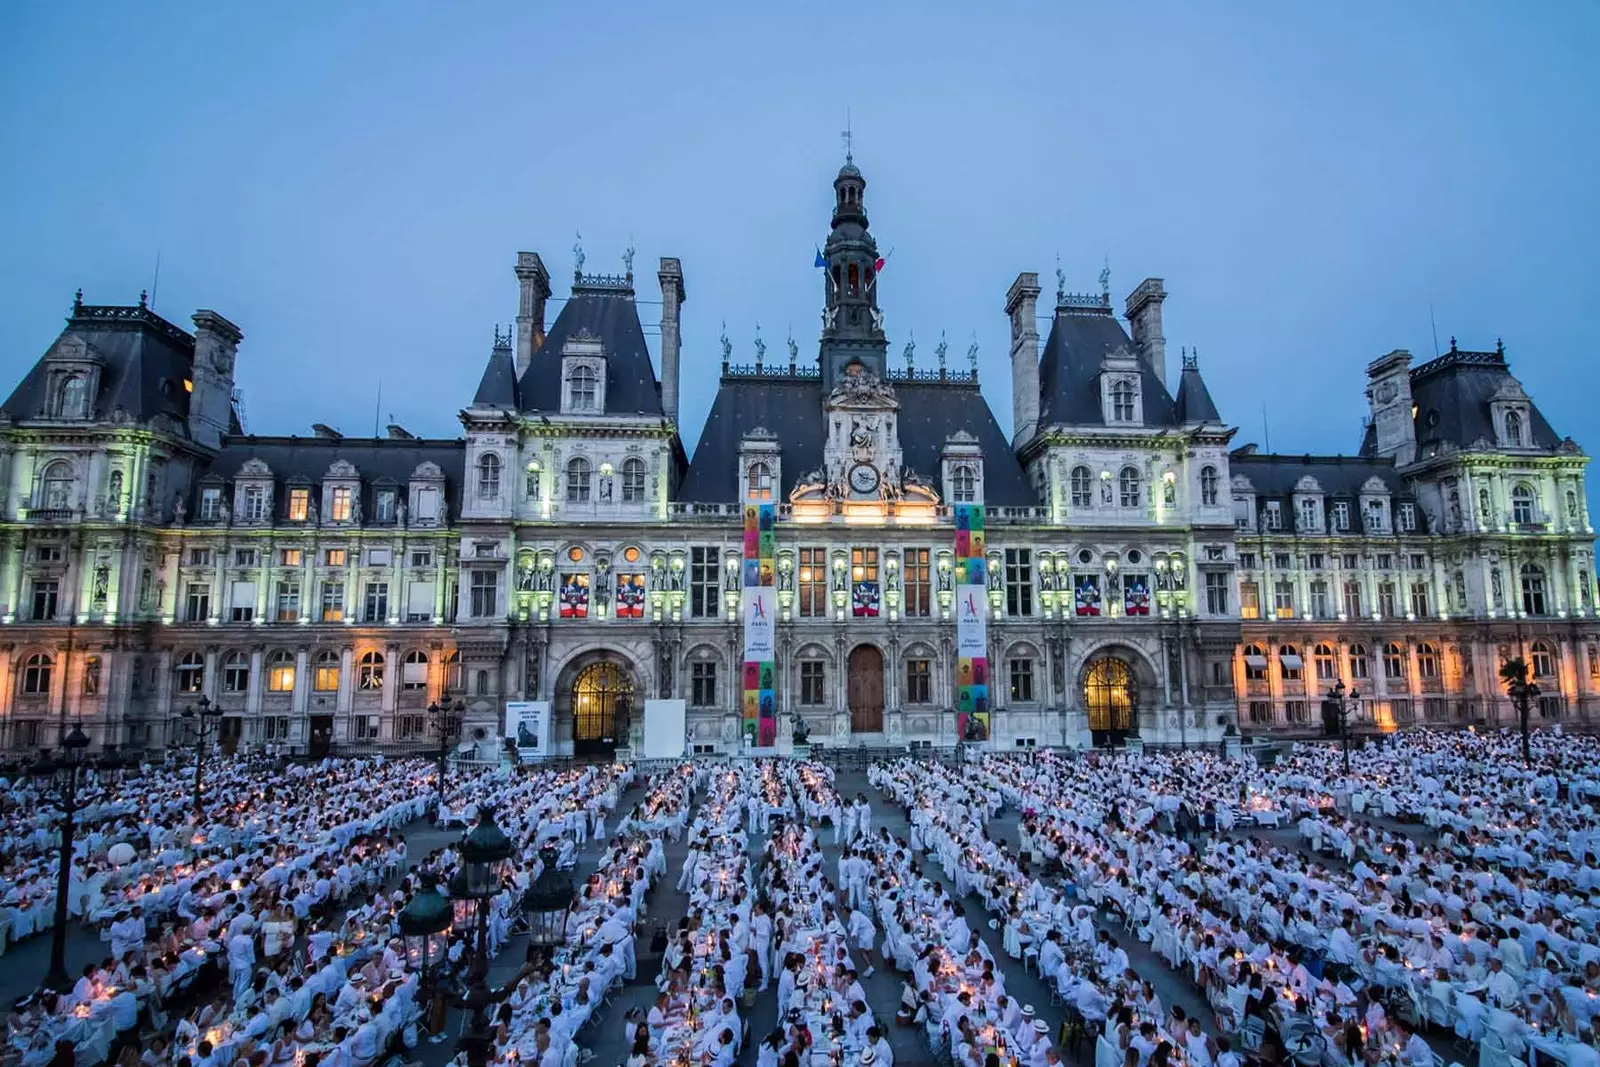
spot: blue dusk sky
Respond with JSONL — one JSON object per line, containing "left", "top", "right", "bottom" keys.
{"left": 1, "top": 3, "right": 1597, "bottom": 468}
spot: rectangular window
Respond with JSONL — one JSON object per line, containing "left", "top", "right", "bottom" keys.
{"left": 1004, "top": 548, "right": 1033, "bottom": 617}
{"left": 905, "top": 659, "right": 932, "bottom": 704}
{"left": 1008, "top": 658, "right": 1035, "bottom": 703}
{"left": 30, "top": 579, "right": 59, "bottom": 621}
{"left": 188, "top": 547, "right": 213, "bottom": 566}
{"left": 229, "top": 580, "right": 256, "bottom": 622}
{"left": 1332, "top": 502, "right": 1350, "bottom": 532}
{"left": 1263, "top": 501, "right": 1282, "bottom": 530}
{"left": 287, "top": 487, "right": 309, "bottom": 522}
{"left": 1376, "top": 553, "right": 1393, "bottom": 570}
{"left": 690, "top": 547, "right": 720, "bottom": 618}
{"left": 34, "top": 544, "right": 63, "bottom": 563}
{"left": 184, "top": 582, "right": 210, "bottom": 622}
{"left": 242, "top": 485, "right": 266, "bottom": 522}
{"left": 263, "top": 716, "right": 292, "bottom": 742}
{"left": 1410, "top": 583, "right": 1430, "bottom": 618}
{"left": 233, "top": 548, "right": 258, "bottom": 567}
{"left": 1391, "top": 699, "right": 1415, "bottom": 725}
{"left": 1309, "top": 580, "right": 1330, "bottom": 619}
{"left": 353, "top": 715, "right": 380, "bottom": 741}
{"left": 1273, "top": 553, "right": 1291, "bottom": 570}
{"left": 410, "top": 549, "right": 434, "bottom": 568}
{"left": 405, "top": 582, "right": 435, "bottom": 623}
{"left": 1239, "top": 581, "right": 1260, "bottom": 620}
{"left": 367, "top": 548, "right": 393, "bottom": 567}
{"left": 1342, "top": 553, "right": 1359, "bottom": 569}
{"left": 1308, "top": 553, "right": 1325, "bottom": 570}
{"left": 690, "top": 662, "right": 717, "bottom": 707}
{"left": 1342, "top": 581, "right": 1362, "bottom": 618}
{"left": 326, "top": 548, "right": 347, "bottom": 567}
{"left": 280, "top": 548, "right": 303, "bottom": 567}
{"left": 416, "top": 487, "right": 440, "bottom": 522}
{"left": 1398, "top": 503, "right": 1416, "bottom": 532}
{"left": 798, "top": 547, "right": 828, "bottom": 617}
{"left": 276, "top": 581, "right": 300, "bottom": 623}
{"left": 320, "top": 581, "right": 345, "bottom": 623}
{"left": 1285, "top": 700, "right": 1309, "bottom": 725}
{"left": 363, "top": 582, "right": 389, "bottom": 623}
{"left": 1248, "top": 701, "right": 1273, "bottom": 725}
{"left": 903, "top": 548, "right": 931, "bottom": 617}
{"left": 374, "top": 489, "right": 397, "bottom": 523}
{"left": 1273, "top": 580, "right": 1295, "bottom": 619}
{"left": 330, "top": 486, "right": 353, "bottom": 523}
{"left": 1238, "top": 552, "right": 1256, "bottom": 571}
{"left": 199, "top": 487, "right": 223, "bottom": 521}
{"left": 799, "top": 661, "right": 826, "bottom": 705}
{"left": 1409, "top": 553, "right": 1426, "bottom": 570}
{"left": 1378, "top": 581, "right": 1397, "bottom": 618}
{"left": 470, "top": 571, "right": 498, "bottom": 618}
{"left": 1205, "top": 572, "right": 1229, "bottom": 615}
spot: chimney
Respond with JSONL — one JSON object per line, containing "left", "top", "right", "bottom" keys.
{"left": 1125, "top": 278, "right": 1168, "bottom": 389}
{"left": 1365, "top": 349, "right": 1416, "bottom": 466}
{"left": 514, "top": 252, "right": 551, "bottom": 379}
{"left": 658, "top": 257, "right": 686, "bottom": 424}
{"left": 385, "top": 424, "right": 415, "bottom": 440}
{"left": 189, "top": 310, "right": 243, "bottom": 449}
{"left": 311, "top": 423, "right": 342, "bottom": 440}
{"left": 1005, "top": 272, "right": 1041, "bottom": 448}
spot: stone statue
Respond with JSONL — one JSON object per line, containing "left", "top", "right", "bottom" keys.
{"left": 173, "top": 495, "right": 186, "bottom": 525}
{"left": 967, "top": 338, "right": 979, "bottom": 371}
{"left": 397, "top": 499, "right": 408, "bottom": 527}
{"left": 1056, "top": 256, "right": 1067, "bottom": 303}
{"left": 903, "top": 335, "right": 915, "bottom": 369}
{"left": 790, "top": 714, "right": 810, "bottom": 745}
{"left": 850, "top": 417, "right": 873, "bottom": 450}
{"left": 720, "top": 322, "right": 732, "bottom": 364}
{"left": 787, "top": 335, "right": 799, "bottom": 365}
{"left": 753, "top": 325, "right": 766, "bottom": 364}
{"left": 936, "top": 332, "right": 948, "bottom": 370}
{"left": 92, "top": 566, "right": 109, "bottom": 607}
{"left": 573, "top": 232, "right": 585, "bottom": 275}
{"left": 517, "top": 558, "right": 536, "bottom": 591}
{"left": 306, "top": 497, "right": 318, "bottom": 524}
{"left": 622, "top": 241, "right": 635, "bottom": 276}
{"left": 823, "top": 307, "right": 838, "bottom": 331}
{"left": 870, "top": 307, "right": 884, "bottom": 332}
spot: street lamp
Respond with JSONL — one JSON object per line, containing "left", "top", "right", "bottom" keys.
{"left": 521, "top": 846, "right": 576, "bottom": 962}
{"left": 398, "top": 871, "right": 452, "bottom": 1040}
{"left": 428, "top": 700, "right": 465, "bottom": 822}
{"left": 180, "top": 694, "right": 223, "bottom": 813}
{"left": 1323, "top": 680, "right": 1360, "bottom": 775}
{"left": 33, "top": 722, "right": 90, "bottom": 991}
{"left": 450, "top": 805, "right": 512, "bottom": 1067}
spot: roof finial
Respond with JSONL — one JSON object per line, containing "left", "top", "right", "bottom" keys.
{"left": 138, "top": 289, "right": 148, "bottom": 309}
{"left": 1055, "top": 253, "right": 1066, "bottom": 306}
{"left": 572, "top": 231, "right": 585, "bottom": 280}
{"left": 72, "top": 288, "right": 83, "bottom": 313}
{"left": 841, "top": 108, "right": 854, "bottom": 163}
{"left": 719, "top": 320, "right": 731, "bottom": 369}
{"left": 753, "top": 323, "right": 766, "bottom": 366}
{"left": 1183, "top": 346, "right": 1199, "bottom": 371}
{"left": 1496, "top": 337, "right": 1505, "bottom": 355}
{"left": 1449, "top": 335, "right": 1457, "bottom": 352}
{"left": 967, "top": 332, "right": 979, "bottom": 373}
{"left": 622, "top": 236, "right": 635, "bottom": 278}
{"left": 904, "top": 329, "right": 916, "bottom": 371}
{"left": 1099, "top": 255, "right": 1111, "bottom": 300}
{"left": 936, "top": 330, "right": 948, "bottom": 372}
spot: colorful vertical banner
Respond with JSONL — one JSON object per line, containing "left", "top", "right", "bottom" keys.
{"left": 953, "top": 504, "right": 990, "bottom": 742}
{"left": 1123, "top": 573, "right": 1150, "bottom": 616}
{"left": 615, "top": 574, "right": 646, "bottom": 618}
{"left": 559, "top": 573, "right": 590, "bottom": 618}
{"left": 742, "top": 503, "right": 778, "bottom": 746}
{"left": 1074, "top": 574, "right": 1102, "bottom": 617}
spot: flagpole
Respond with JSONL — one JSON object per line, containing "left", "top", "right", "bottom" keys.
{"left": 864, "top": 246, "right": 895, "bottom": 296}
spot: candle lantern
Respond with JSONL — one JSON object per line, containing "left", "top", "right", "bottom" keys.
{"left": 521, "top": 846, "right": 577, "bottom": 956}
{"left": 398, "top": 871, "right": 452, "bottom": 980}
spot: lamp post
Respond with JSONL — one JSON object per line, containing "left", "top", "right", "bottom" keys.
{"left": 398, "top": 871, "right": 452, "bottom": 1039}
{"left": 450, "top": 805, "right": 512, "bottom": 1067}
{"left": 181, "top": 694, "right": 223, "bottom": 814}
{"left": 521, "top": 846, "right": 576, "bottom": 966}
{"left": 1324, "top": 680, "right": 1360, "bottom": 775}
{"left": 428, "top": 700, "right": 464, "bottom": 822}
{"left": 1498, "top": 657, "right": 1540, "bottom": 767}
{"left": 34, "top": 723, "right": 90, "bottom": 991}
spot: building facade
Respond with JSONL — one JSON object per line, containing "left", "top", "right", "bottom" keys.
{"left": 0, "top": 157, "right": 1592, "bottom": 756}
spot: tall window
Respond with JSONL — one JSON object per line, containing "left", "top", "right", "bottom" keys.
{"left": 402, "top": 650, "right": 429, "bottom": 690}
{"left": 797, "top": 547, "right": 828, "bottom": 617}
{"left": 185, "top": 582, "right": 211, "bottom": 623}
{"left": 905, "top": 659, "right": 932, "bottom": 704}
{"left": 1342, "top": 580, "right": 1362, "bottom": 618}
{"left": 266, "top": 651, "right": 296, "bottom": 693}
{"left": 1331, "top": 501, "right": 1350, "bottom": 532}
{"left": 320, "top": 581, "right": 345, "bottom": 623}
{"left": 1298, "top": 498, "right": 1319, "bottom": 532}
{"left": 690, "top": 662, "right": 717, "bottom": 707}
{"left": 903, "top": 548, "right": 931, "bottom": 617}
{"left": 1200, "top": 466, "right": 1218, "bottom": 506}
{"left": 951, "top": 465, "right": 976, "bottom": 503}
{"left": 58, "top": 375, "right": 87, "bottom": 418}
{"left": 1505, "top": 410, "right": 1524, "bottom": 446}
{"left": 1263, "top": 501, "right": 1282, "bottom": 530}
{"left": 1410, "top": 582, "right": 1430, "bottom": 618}
{"left": 1239, "top": 581, "right": 1260, "bottom": 620}
{"left": 1070, "top": 466, "right": 1093, "bottom": 508}
{"left": 30, "top": 579, "right": 59, "bottom": 621}
{"left": 477, "top": 454, "right": 502, "bottom": 499}
{"left": 621, "top": 458, "right": 647, "bottom": 503}
{"left": 21, "top": 653, "right": 53, "bottom": 695}
{"left": 1531, "top": 640, "right": 1556, "bottom": 679}
{"left": 689, "top": 547, "right": 719, "bottom": 618}
{"left": 175, "top": 652, "right": 205, "bottom": 694}
{"left": 1243, "top": 645, "right": 1267, "bottom": 681}
{"left": 363, "top": 582, "right": 389, "bottom": 623}
{"left": 242, "top": 485, "right": 266, "bottom": 521}
{"left": 275, "top": 580, "right": 300, "bottom": 623}
{"left": 1521, "top": 563, "right": 1548, "bottom": 616}
{"left": 747, "top": 462, "right": 774, "bottom": 501}
{"left": 1004, "top": 549, "right": 1033, "bottom": 616}
{"left": 313, "top": 650, "right": 340, "bottom": 692}
{"left": 358, "top": 650, "right": 385, "bottom": 690}
{"left": 1309, "top": 580, "right": 1330, "bottom": 619}
{"left": 1118, "top": 467, "right": 1141, "bottom": 508}
{"left": 566, "top": 458, "right": 592, "bottom": 503}
{"left": 1273, "top": 580, "right": 1295, "bottom": 619}
{"left": 1511, "top": 484, "right": 1536, "bottom": 525}
{"left": 1348, "top": 644, "right": 1370, "bottom": 680}
{"left": 1009, "top": 658, "right": 1036, "bottom": 702}
{"left": 470, "top": 570, "right": 498, "bottom": 618}
{"left": 287, "top": 486, "right": 309, "bottom": 522}
{"left": 1205, "top": 572, "right": 1229, "bottom": 615}
{"left": 799, "top": 661, "right": 826, "bottom": 705}
{"left": 569, "top": 366, "right": 598, "bottom": 411}
{"left": 1314, "top": 644, "right": 1337, "bottom": 682}
{"left": 1416, "top": 643, "right": 1439, "bottom": 679}
{"left": 223, "top": 652, "right": 250, "bottom": 693}
{"left": 1383, "top": 642, "right": 1407, "bottom": 681}
{"left": 39, "top": 461, "right": 73, "bottom": 510}
{"left": 1279, "top": 645, "right": 1302, "bottom": 680}
{"left": 1378, "top": 581, "right": 1397, "bottom": 618}
{"left": 1111, "top": 380, "right": 1135, "bottom": 422}
{"left": 375, "top": 488, "right": 397, "bottom": 523}
{"left": 1398, "top": 503, "right": 1416, "bottom": 532}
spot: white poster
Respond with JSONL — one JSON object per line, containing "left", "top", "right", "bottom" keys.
{"left": 505, "top": 700, "right": 551, "bottom": 761}
{"left": 642, "top": 699, "right": 688, "bottom": 760}
{"left": 955, "top": 583, "right": 987, "bottom": 658}
{"left": 742, "top": 587, "right": 777, "bottom": 660}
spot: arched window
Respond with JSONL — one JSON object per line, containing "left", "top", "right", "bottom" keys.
{"left": 20, "top": 653, "right": 53, "bottom": 696}
{"left": 1200, "top": 466, "right": 1218, "bottom": 506}
{"left": 444, "top": 650, "right": 463, "bottom": 692}
{"left": 566, "top": 458, "right": 592, "bottom": 503}
{"left": 1110, "top": 380, "right": 1135, "bottom": 422}
{"left": 174, "top": 651, "right": 205, "bottom": 694}
{"left": 1279, "top": 644, "right": 1302, "bottom": 680}
{"left": 402, "top": 649, "right": 429, "bottom": 691}
{"left": 58, "top": 375, "right": 87, "bottom": 418}
{"left": 267, "top": 650, "right": 296, "bottom": 692}
{"left": 951, "top": 465, "right": 976, "bottom": 503}
{"left": 1070, "top": 466, "right": 1093, "bottom": 508}
{"left": 1505, "top": 410, "right": 1523, "bottom": 446}
{"left": 222, "top": 651, "right": 250, "bottom": 693}
{"left": 1313, "top": 643, "right": 1338, "bottom": 681}
{"left": 1348, "top": 643, "right": 1370, "bottom": 680}
{"left": 1511, "top": 483, "right": 1536, "bottom": 525}
{"left": 621, "top": 458, "right": 647, "bottom": 503}
{"left": 1243, "top": 644, "right": 1267, "bottom": 681}
{"left": 568, "top": 366, "right": 598, "bottom": 411}
{"left": 747, "top": 462, "right": 774, "bottom": 502}
{"left": 1118, "top": 467, "right": 1141, "bottom": 508}
{"left": 476, "top": 454, "right": 501, "bottom": 499}
{"left": 847, "top": 263, "right": 860, "bottom": 295}
{"left": 1383, "top": 642, "right": 1407, "bottom": 680}
{"left": 1521, "top": 563, "right": 1548, "bottom": 616}
{"left": 475, "top": 669, "right": 490, "bottom": 697}
{"left": 1416, "top": 642, "right": 1439, "bottom": 679}
{"left": 312, "top": 650, "right": 339, "bottom": 692}
{"left": 358, "top": 650, "right": 385, "bottom": 691}
{"left": 1531, "top": 640, "right": 1556, "bottom": 679}
{"left": 40, "top": 460, "right": 74, "bottom": 510}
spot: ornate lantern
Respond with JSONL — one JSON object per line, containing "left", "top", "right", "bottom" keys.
{"left": 398, "top": 872, "right": 452, "bottom": 978}
{"left": 521, "top": 846, "right": 576, "bottom": 953}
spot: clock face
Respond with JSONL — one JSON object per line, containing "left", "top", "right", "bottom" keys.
{"left": 849, "top": 464, "right": 880, "bottom": 494}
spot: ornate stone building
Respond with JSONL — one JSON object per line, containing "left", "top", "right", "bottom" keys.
{"left": 0, "top": 157, "right": 1590, "bottom": 755}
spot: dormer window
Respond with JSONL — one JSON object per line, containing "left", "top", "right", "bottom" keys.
{"left": 330, "top": 486, "right": 353, "bottom": 523}
{"left": 569, "top": 367, "right": 598, "bottom": 410}
{"left": 1332, "top": 501, "right": 1350, "bottom": 532}
{"left": 1297, "top": 498, "right": 1319, "bottom": 532}
{"left": 287, "top": 486, "right": 309, "bottom": 522}
{"left": 561, "top": 344, "right": 606, "bottom": 414}
{"left": 57, "top": 375, "right": 88, "bottom": 419}
{"left": 1111, "top": 380, "right": 1136, "bottom": 422}
{"left": 241, "top": 485, "right": 267, "bottom": 522}
{"left": 199, "top": 486, "right": 223, "bottom": 521}
{"left": 375, "top": 488, "right": 397, "bottom": 523}
{"left": 747, "top": 462, "right": 774, "bottom": 502}
{"left": 1504, "top": 410, "right": 1524, "bottom": 447}
{"left": 1263, "top": 500, "right": 1282, "bottom": 531}
{"left": 951, "top": 465, "right": 976, "bottom": 503}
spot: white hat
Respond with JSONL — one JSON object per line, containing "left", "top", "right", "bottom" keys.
{"left": 861, "top": 1051, "right": 876, "bottom": 1065}
{"left": 1034, "top": 1019, "right": 1051, "bottom": 1034}
{"left": 1022, "top": 1005, "right": 1036, "bottom": 1017}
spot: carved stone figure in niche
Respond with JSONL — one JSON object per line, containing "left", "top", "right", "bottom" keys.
{"left": 1100, "top": 478, "right": 1113, "bottom": 505}
{"left": 398, "top": 499, "right": 408, "bottom": 527}
{"left": 849, "top": 417, "right": 875, "bottom": 451}
{"left": 91, "top": 565, "right": 109, "bottom": 607}
{"left": 657, "top": 646, "right": 674, "bottom": 698}
{"left": 1163, "top": 480, "right": 1177, "bottom": 507}
{"left": 1490, "top": 568, "right": 1504, "bottom": 608}
{"left": 516, "top": 558, "right": 536, "bottom": 592}
{"left": 173, "top": 495, "right": 186, "bottom": 524}
{"left": 599, "top": 477, "right": 613, "bottom": 502}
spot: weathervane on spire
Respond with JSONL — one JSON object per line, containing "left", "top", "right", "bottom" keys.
{"left": 1055, "top": 253, "right": 1066, "bottom": 305}
{"left": 841, "top": 109, "right": 854, "bottom": 163}
{"left": 573, "top": 232, "right": 585, "bottom": 277}
{"left": 622, "top": 236, "right": 635, "bottom": 277}
{"left": 1099, "top": 255, "right": 1111, "bottom": 300}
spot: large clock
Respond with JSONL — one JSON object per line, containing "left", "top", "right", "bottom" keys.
{"left": 849, "top": 464, "right": 880, "bottom": 495}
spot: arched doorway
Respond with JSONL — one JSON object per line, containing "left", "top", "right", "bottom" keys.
{"left": 570, "top": 661, "right": 634, "bottom": 757}
{"left": 1083, "top": 656, "right": 1139, "bottom": 747}
{"left": 848, "top": 645, "right": 884, "bottom": 735}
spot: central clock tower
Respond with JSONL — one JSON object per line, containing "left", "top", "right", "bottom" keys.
{"left": 817, "top": 152, "right": 889, "bottom": 384}
{"left": 821, "top": 362, "right": 902, "bottom": 500}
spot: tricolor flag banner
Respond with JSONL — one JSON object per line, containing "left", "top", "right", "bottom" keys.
{"left": 851, "top": 580, "right": 880, "bottom": 618}
{"left": 742, "top": 503, "right": 778, "bottom": 746}
{"left": 953, "top": 503, "right": 990, "bottom": 742}
{"left": 1123, "top": 574, "right": 1151, "bottom": 617}
{"left": 559, "top": 573, "right": 590, "bottom": 619}
{"left": 615, "top": 573, "right": 646, "bottom": 619}
{"left": 1075, "top": 574, "right": 1102, "bottom": 617}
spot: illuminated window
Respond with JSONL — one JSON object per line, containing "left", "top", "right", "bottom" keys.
{"left": 358, "top": 650, "right": 385, "bottom": 690}
{"left": 798, "top": 547, "right": 828, "bottom": 617}
{"left": 287, "top": 487, "right": 309, "bottom": 522}
{"left": 330, "top": 486, "right": 353, "bottom": 523}
{"left": 1083, "top": 657, "right": 1135, "bottom": 734}
{"left": 266, "top": 651, "right": 296, "bottom": 693}
{"left": 747, "top": 462, "right": 774, "bottom": 501}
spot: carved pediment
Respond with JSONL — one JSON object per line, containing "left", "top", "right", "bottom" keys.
{"left": 1294, "top": 475, "right": 1322, "bottom": 494}
{"left": 1359, "top": 476, "right": 1389, "bottom": 495}
{"left": 325, "top": 459, "right": 359, "bottom": 480}
{"left": 825, "top": 369, "right": 899, "bottom": 409}
{"left": 237, "top": 458, "right": 273, "bottom": 479}
{"left": 411, "top": 461, "right": 445, "bottom": 481}
{"left": 48, "top": 334, "right": 100, "bottom": 365}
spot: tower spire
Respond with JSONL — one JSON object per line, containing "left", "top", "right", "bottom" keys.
{"left": 816, "top": 151, "right": 887, "bottom": 382}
